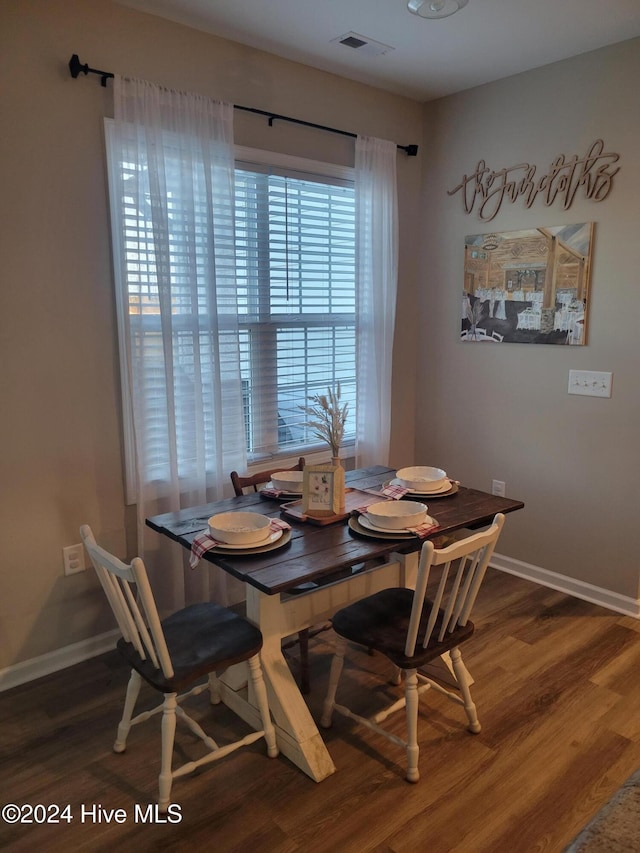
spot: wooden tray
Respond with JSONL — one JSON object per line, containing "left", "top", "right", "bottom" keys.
{"left": 281, "top": 488, "right": 386, "bottom": 525}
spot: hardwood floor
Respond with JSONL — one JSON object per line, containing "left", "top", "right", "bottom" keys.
{"left": 1, "top": 569, "right": 640, "bottom": 852}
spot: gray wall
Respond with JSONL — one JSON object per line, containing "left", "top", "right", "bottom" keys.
{"left": 415, "top": 39, "right": 640, "bottom": 598}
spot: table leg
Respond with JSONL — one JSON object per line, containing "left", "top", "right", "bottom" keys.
{"left": 246, "top": 587, "right": 336, "bottom": 781}
{"left": 217, "top": 552, "right": 470, "bottom": 781}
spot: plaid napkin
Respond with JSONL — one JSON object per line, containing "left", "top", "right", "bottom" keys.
{"left": 377, "top": 483, "right": 410, "bottom": 499}
{"left": 365, "top": 480, "right": 459, "bottom": 501}
{"left": 407, "top": 516, "right": 441, "bottom": 538}
{"left": 355, "top": 482, "right": 414, "bottom": 514}
{"left": 260, "top": 486, "right": 304, "bottom": 499}
{"left": 190, "top": 517, "right": 291, "bottom": 569}
{"left": 363, "top": 483, "right": 409, "bottom": 500}
{"left": 259, "top": 487, "right": 284, "bottom": 498}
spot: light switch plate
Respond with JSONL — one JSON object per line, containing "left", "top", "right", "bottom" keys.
{"left": 568, "top": 370, "right": 612, "bottom": 398}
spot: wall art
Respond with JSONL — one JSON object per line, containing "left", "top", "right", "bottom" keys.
{"left": 461, "top": 223, "right": 594, "bottom": 345}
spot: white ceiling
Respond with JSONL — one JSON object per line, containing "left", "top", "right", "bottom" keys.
{"left": 118, "top": 0, "right": 640, "bottom": 102}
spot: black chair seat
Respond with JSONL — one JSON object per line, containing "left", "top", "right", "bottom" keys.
{"left": 331, "top": 588, "right": 475, "bottom": 670}
{"left": 118, "top": 602, "right": 263, "bottom": 693}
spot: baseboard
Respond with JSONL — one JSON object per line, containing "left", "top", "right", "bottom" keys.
{"left": 490, "top": 552, "right": 640, "bottom": 618}
{"left": 0, "top": 629, "right": 120, "bottom": 693}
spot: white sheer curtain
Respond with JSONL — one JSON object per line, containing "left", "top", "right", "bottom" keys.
{"left": 354, "top": 136, "right": 399, "bottom": 468}
{"left": 109, "top": 76, "right": 247, "bottom": 611}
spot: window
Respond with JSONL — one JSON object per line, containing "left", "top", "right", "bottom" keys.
{"left": 234, "top": 155, "right": 356, "bottom": 458}
{"left": 106, "top": 125, "right": 356, "bottom": 497}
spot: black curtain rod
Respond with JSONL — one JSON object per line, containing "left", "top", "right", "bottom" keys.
{"left": 68, "top": 54, "right": 418, "bottom": 156}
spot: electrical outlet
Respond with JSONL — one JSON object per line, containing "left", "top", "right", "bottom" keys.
{"left": 492, "top": 480, "right": 506, "bottom": 497}
{"left": 568, "top": 370, "right": 612, "bottom": 398}
{"left": 63, "top": 543, "right": 86, "bottom": 575}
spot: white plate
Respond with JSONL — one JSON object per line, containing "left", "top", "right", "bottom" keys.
{"left": 390, "top": 478, "right": 451, "bottom": 495}
{"left": 348, "top": 516, "right": 416, "bottom": 540}
{"left": 359, "top": 514, "right": 424, "bottom": 535}
{"left": 213, "top": 528, "right": 284, "bottom": 550}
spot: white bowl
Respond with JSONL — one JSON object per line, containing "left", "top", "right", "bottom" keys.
{"left": 396, "top": 466, "right": 447, "bottom": 492}
{"left": 270, "top": 470, "right": 304, "bottom": 492}
{"left": 208, "top": 511, "right": 271, "bottom": 545}
{"left": 365, "top": 500, "right": 427, "bottom": 530}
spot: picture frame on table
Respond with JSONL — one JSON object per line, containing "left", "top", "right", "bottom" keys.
{"left": 302, "top": 462, "right": 343, "bottom": 518}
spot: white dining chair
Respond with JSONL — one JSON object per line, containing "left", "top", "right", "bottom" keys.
{"left": 321, "top": 513, "right": 505, "bottom": 782}
{"left": 80, "top": 524, "right": 278, "bottom": 811}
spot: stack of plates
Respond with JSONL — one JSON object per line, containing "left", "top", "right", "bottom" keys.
{"left": 389, "top": 478, "right": 453, "bottom": 496}
{"left": 209, "top": 529, "right": 286, "bottom": 550}
{"left": 392, "top": 466, "right": 454, "bottom": 496}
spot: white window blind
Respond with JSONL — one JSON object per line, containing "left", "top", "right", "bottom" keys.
{"left": 234, "top": 161, "right": 356, "bottom": 458}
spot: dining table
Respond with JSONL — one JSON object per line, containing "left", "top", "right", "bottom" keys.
{"left": 146, "top": 465, "right": 524, "bottom": 782}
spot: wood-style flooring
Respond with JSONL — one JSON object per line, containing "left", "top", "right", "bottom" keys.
{"left": 1, "top": 568, "right": 640, "bottom": 853}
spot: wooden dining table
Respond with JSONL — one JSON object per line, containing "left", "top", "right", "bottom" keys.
{"left": 146, "top": 465, "right": 524, "bottom": 782}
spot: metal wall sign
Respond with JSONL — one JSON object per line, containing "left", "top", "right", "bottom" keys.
{"left": 448, "top": 140, "right": 620, "bottom": 222}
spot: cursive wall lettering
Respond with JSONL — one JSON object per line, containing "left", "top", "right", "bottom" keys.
{"left": 447, "top": 139, "right": 620, "bottom": 222}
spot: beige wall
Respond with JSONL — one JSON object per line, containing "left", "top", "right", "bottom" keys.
{"left": 416, "top": 39, "right": 640, "bottom": 598}
{"left": 0, "top": 0, "right": 423, "bottom": 670}
{"left": 1, "top": 0, "right": 637, "bottom": 675}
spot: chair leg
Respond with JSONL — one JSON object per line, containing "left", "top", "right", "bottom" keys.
{"left": 113, "top": 669, "right": 142, "bottom": 753}
{"left": 158, "top": 693, "right": 178, "bottom": 813}
{"left": 404, "top": 669, "right": 420, "bottom": 783}
{"left": 298, "top": 629, "right": 310, "bottom": 695}
{"left": 450, "top": 646, "right": 481, "bottom": 733}
{"left": 320, "top": 635, "right": 347, "bottom": 728}
{"left": 248, "top": 655, "right": 279, "bottom": 758}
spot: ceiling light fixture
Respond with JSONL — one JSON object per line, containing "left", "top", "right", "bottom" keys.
{"left": 408, "top": 0, "right": 468, "bottom": 19}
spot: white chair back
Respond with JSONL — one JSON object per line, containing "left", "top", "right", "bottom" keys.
{"left": 80, "top": 524, "right": 173, "bottom": 678}
{"left": 405, "top": 513, "right": 505, "bottom": 657}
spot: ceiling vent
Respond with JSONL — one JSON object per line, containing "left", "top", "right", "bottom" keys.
{"left": 331, "top": 32, "right": 395, "bottom": 56}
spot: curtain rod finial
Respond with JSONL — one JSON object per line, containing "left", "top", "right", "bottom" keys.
{"left": 68, "top": 53, "right": 114, "bottom": 86}
{"left": 69, "top": 54, "right": 87, "bottom": 79}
